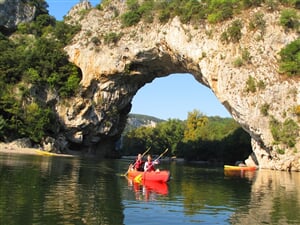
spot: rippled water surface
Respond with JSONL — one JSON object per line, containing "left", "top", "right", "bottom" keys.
{"left": 0, "top": 152, "right": 300, "bottom": 225}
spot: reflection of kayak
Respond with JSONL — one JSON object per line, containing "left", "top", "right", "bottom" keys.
{"left": 128, "top": 178, "right": 168, "bottom": 196}
{"left": 224, "top": 165, "right": 257, "bottom": 171}
{"left": 142, "top": 180, "right": 168, "bottom": 195}
{"left": 128, "top": 170, "right": 170, "bottom": 182}
{"left": 224, "top": 168, "right": 257, "bottom": 180}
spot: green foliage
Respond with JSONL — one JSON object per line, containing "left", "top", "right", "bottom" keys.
{"left": 207, "top": 0, "right": 234, "bottom": 24}
{"left": 242, "top": 0, "right": 263, "bottom": 9}
{"left": 260, "top": 103, "right": 270, "bottom": 116}
{"left": 233, "top": 57, "right": 244, "bottom": 67}
{"left": 265, "top": 0, "right": 279, "bottom": 11}
{"left": 280, "top": 9, "right": 300, "bottom": 30}
{"left": 249, "top": 12, "right": 266, "bottom": 37}
{"left": 22, "top": 103, "right": 54, "bottom": 142}
{"left": 116, "top": 0, "right": 298, "bottom": 27}
{"left": 103, "top": 32, "right": 123, "bottom": 44}
{"left": 270, "top": 117, "right": 299, "bottom": 147}
{"left": 122, "top": 112, "right": 252, "bottom": 164}
{"left": 221, "top": 20, "right": 243, "bottom": 43}
{"left": 121, "top": 11, "right": 141, "bottom": 27}
{"left": 245, "top": 75, "right": 257, "bottom": 93}
{"left": 279, "top": 38, "right": 300, "bottom": 76}
{"left": 0, "top": 5, "right": 82, "bottom": 143}
{"left": 241, "top": 48, "right": 251, "bottom": 63}
{"left": 184, "top": 109, "right": 208, "bottom": 141}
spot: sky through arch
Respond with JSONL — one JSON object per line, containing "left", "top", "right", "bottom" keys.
{"left": 131, "top": 73, "right": 231, "bottom": 120}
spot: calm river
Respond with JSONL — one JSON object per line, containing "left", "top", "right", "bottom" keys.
{"left": 0, "top": 152, "right": 300, "bottom": 225}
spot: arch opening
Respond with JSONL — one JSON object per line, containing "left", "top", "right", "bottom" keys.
{"left": 131, "top": 73, "right": 231, "bottom": 120}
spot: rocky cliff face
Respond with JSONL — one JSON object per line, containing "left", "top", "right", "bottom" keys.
{"left": 0, "top": 0, "right": 36, "bottom": 31}
{"left": 59, "top": 1, "right": 300, "bottom": 170}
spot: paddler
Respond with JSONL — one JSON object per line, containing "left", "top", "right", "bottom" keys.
{"left": 144, "top": 154, "right": 159, "bottom": 172}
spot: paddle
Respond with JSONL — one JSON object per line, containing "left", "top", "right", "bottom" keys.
{"left": 154, "top": 148, "right": 169, "bottom": 162}
{"left": 123, "top": 146, "right": 151, "bottom": 176}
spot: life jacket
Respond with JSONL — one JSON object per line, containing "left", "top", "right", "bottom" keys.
{"left": 134, "top": 159, "right": 144, "bottom": 171}
{"left": 145, "top": 161, "right": 155, "bottom": 172}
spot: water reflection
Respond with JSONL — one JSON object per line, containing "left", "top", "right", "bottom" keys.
{"left": 230, "top": 169, "right": 300, "bottom": 224}
{"left": 224, "top": 169, "right": 257, "bottom": 181}
{"left": 0, "top": 153, "right": 124, "bottom": 225}
{"left": 1, "top": 153, "right": 300, "bottom": 225}
{"left": 127, "top": 178, "right": 168, "bottom": 201}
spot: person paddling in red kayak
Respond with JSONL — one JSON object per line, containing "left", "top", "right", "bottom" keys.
{"left": 134, "top": 153, "right": 144, "bottom": 171}
{"left": 144, "top": 154, "right": 159, "bottom": 172}
{"left": 128, "top": 153, "right": 145, "bottom": 172}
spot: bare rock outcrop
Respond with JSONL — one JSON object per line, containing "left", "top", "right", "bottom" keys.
{"left": 0, "top": 0, "right": 36, "bottom": 31}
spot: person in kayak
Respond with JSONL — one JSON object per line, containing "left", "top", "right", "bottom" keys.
{"left": 144, "top": 154, "right": 159, "bottom": 172}
{"left": 133, "top": 153, "right": 144, "bottom": 171}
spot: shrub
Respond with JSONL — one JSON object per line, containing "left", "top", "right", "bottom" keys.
{"left": 207, "top": 0, "right": 234, "bottom": 23}
{"left": 265, "top": 0, "right": 279, "bottom": 11}
{"left": 241, "top": 48, "right": 251, "bottom": 63}
{"left": 245, "top": 75, "right": 257, "bottom": 93}
{"left": 227, "top": 20, "right": 243, "bottom": 43}
{"left": 279, "top": 38, "right": 300, "bottom": 76}
{"left": 280, "top": 9, "right": 300, "bottom": 30}
{"left": 260, "top": 103, "right": 270, "bottom": 116}
{"left": 249, "top": 12, "right": 266, "bottom": 36}
{"left": 104, "top": 32, "right": 122, "bottom": 44}
{"left": 257, "top": 80, "right": 266, "bottom": 90}
{"left": 242, "top": 0, "right": 263, "bottom": 9}
{"left": 91, "top": 36, "right": 101, "bottom": 45}
{"left": 233, "top": 57, "right": 244, "bottom": 67}
{"left": 222, "top": 20, "right": 243, "bottom": 43}
{"left": 159, "top": 10, "right": 170, "bottom": 23}
{"left": 121, "top": 11, "right": 141, "bottom": 27}
{"left": 270, "top": 117, "right": 299, "bottom": 147}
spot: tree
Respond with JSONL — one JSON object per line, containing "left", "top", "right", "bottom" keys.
{"left": 184, "top": 110, "right": 208, "bottom": 141}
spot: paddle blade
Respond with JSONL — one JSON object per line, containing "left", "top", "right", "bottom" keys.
{"left": 134, "top": 174, "right": 142, "bottom": 183}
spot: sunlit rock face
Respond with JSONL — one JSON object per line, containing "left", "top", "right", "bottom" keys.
{"left": 59, "top": 1, "right": 300, "bottom": 168}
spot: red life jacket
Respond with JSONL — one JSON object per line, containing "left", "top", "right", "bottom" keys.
{"left": 146, "top": 161, "right": 155, "bottom": 172}
{"left": 134, "top": 159, "right": 144, "bottom": 171}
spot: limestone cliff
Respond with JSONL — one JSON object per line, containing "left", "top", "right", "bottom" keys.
{"left": 58, "top": 0, "right": 300, "bottom": 170}
{"left": 0, "top": 0, "right": 36, "bottom": 31}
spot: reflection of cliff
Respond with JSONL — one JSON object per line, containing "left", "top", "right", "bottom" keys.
{"left": 230, "top": 170, "right": 300, "bottom": 224}
{"left": 42, "top": 159, "right": 124, "bottom": 225}
{"left": 0, "top": 155, "right": 124, "bottom": 225}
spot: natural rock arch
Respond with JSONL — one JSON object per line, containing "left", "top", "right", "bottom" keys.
{"left": 57, "top": 1, "right": 300, "bottom": 170}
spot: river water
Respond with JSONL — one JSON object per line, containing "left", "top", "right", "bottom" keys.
{"left": 0, "top": 152, "right": 300, "bottom": 225}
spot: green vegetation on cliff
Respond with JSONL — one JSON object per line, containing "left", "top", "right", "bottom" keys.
{"left": 116, "top": 0, "right": 300, "bottom": 76}
{"left": 117, "top": 0, "right": 299, "bottom": 26}
{"left": 0, "top": 2, "right": 81, "bottom": 143}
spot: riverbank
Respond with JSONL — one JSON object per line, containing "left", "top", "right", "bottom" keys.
{"left": 0, "top": 142, "right": 75, "bottom": 157}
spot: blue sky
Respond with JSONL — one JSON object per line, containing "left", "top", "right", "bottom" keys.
{"left": 47, "top": 0, "right": 231, "bottom": 120}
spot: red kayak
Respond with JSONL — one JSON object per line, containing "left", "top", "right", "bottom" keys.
{"left": 128, "top": 170, "right": 170, "bottom": 182}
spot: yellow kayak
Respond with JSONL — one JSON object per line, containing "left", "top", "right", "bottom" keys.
{"left": 224, "top": 165, "right": 257, "bottom": 171}
{"left": 35, "top": 149, "right": 57, "bottom": 156}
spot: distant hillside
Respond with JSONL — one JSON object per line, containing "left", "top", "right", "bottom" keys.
{"left": 123, "top": 114, "right": 165, "bottom": 134}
